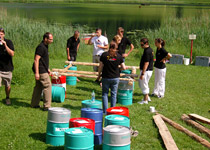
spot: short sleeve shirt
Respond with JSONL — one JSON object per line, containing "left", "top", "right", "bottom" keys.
{"left": 100, "top": 52, "right": 123, "bottom": 78}
{"left": 118, "top": 37, "right": 132, "bottom": 56}
{"left": 91, "top": 35, "right": 108, "bottom": 56}
{"left": 66, "top": 36, "right": 80, "bottom": 55}
{"left": 140, "top": 47, "right": 154, "bottom": 71}
{"left": 154, "top": 47, "right": 168, "bottom": 69}
{"left": 35, "top": 41, "right": 49, "bottom": 74}
{"left": 0, "top": 39, "right": 14, "bottom": 71}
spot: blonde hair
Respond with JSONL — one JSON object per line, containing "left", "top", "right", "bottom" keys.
{"left": 113, "top": 35, "right": 122, "bottom": 43}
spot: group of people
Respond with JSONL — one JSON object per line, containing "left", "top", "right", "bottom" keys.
{"left": 0, "top": 26, "right": 171, "bottom": 114}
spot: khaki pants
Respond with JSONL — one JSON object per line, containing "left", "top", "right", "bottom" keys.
{"left": 31, "top": 73, "right": 51, "bottom": 108}
{"left": 92, "top": 55, "right": 100, "bottom": 72}
{"left": 0, "top": 71, "right": 12, "bottom": 87}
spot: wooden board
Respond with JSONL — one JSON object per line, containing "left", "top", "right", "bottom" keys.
{"left": 189, "top": 114, "right": 210, "bottom": 125}
{"left": 153, "top": 115, "right": 179, "bottom": 150}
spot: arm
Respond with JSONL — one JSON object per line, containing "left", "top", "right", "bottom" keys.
{"left": 88, "top": 36, "right": 94, "bottom": 45}
{"left": 34, "top": 55, "right": 41, "bottom": 80}
{"left": 77, "top": 43, "right": 80, "bottom": 52}
{"left": 97, "top": 61, "right": 104, "bottom": 81}
{"left": 97, "top": 44, "right": 108, "bottom": 49}
{"left": 120, "top": 62, "right": 126, "bottom": 70}
{"left": 66, "top": 47, "right": 70, "bottom": 60}
{"left": 2, "top": 40, "right": 14, "bottom": 56}
{"left": 161, "top": 53, "right": 172, "bottom": 63}
{"left": 122, "top": 44, "right": 134, "bottom": 58}
{"left": 140, "top": 62, "right": 149, "bottom": 80}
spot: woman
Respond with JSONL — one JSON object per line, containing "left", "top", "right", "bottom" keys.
{"left": 97, "top": 41, "right": 126, "bottom": 114}
{"left": 113, "top": 35, "right": 122, "bottom": 45}
{"left": 152, "top": 38, "right": 172, "bottom": 98}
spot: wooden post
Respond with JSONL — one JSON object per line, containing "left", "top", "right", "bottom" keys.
{"left": 181, "top": 114, "right": 210, "bottom": 138}
{"left": 158, "top": 113, "right": 210, "bottom": 149}
{"left": 188, "top": 114, "right": 210, "bottom": 125}
{"left": 153, "top": 115, "right": 179, "bottom": 150}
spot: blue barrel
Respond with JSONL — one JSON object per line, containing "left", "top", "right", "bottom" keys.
{"left": 51, "top": 86, "right": 65, "bottom": 103}
{"left": 82, "top": 100, "right": 102, "bottom": 109}
{"left": 104, "top": 115, "right": 130, "bottom": 128}
{"left": 64, "top": 127, "right": 94, "bottom": 150}
{"left": 64, "top": 65, "right": 77, "bottom": 86}
{"left": 46, "top": 107, "right": 71, "bottom": 146}
{"left": 81, "top": 108, "right": 103, "bottom": 145}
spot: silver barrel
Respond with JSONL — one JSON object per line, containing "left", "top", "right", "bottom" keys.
{"left": 48, "top": 107, "right": 71, "bottom": 123}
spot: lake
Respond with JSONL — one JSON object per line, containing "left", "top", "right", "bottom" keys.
{"left": 0, "top": 2, "right": 210, "bottom": 40}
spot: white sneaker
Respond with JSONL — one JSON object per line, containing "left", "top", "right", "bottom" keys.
{"left": 158, "top": 95, "right": 164, "bottom": 99}
{"left": 138, "top": 100, "right": 148, "bottom": 105}
{"left": 148, "top": 97, "right": 152, "bottom": 102}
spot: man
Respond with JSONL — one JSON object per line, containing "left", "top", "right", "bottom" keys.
{"left": 88, "top": 28, "right": 108, "bottom": 71}
{"left": 0, "top": 28, "right": 15, "bottom": 105}
{"left": 138, "top": 38, "right": 153, "bottom": 104}
{"left": 31, "top": 32, "right": 53, "bottom": 111}
{"left": 117, "top": 27, "right": 134, "bottom": 61}
{"left": 66, "top": 30, "right": 80, "bottom": 61}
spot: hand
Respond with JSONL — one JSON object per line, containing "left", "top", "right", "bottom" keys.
{"left": 122, "top": 53, "right": 128, "bottom": 58}
{"left": 160, "top": 58, "right": 166, "bottom": 63}
{"left": 48, "top": 70, "right": 51, "bottom": 76}
{"left": 35, "top": 73, "right": 40, "bottom": 80}
{"left": 67, "top": 56, "right": 71, "bottom": 61}
{"left": 1, "top": 39, "right": 6, "bottom": 46}
{"left": 97, "top": 45, "right": 102, "bottom": 48}
{"left": 140, "top": 74, "right": 144, "bottom": 80}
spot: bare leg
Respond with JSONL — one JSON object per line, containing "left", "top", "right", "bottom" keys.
{"left": 5, "top": 86, "right": 11, "bottom": 98}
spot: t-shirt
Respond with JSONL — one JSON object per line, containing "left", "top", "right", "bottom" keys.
{"left": 91, "top": 35, "right": 108, "bottom": 56}
{"left": 118, "top": 37, "right": 131, "bottom": 56}
{"left": 34, "top": 41, "right": 49, "bottom": 74}
{"left": 100, "top": 52, "right": 123, "bottom": 78}
{"left": 140, "top": 47, "right": 154, "bottom": 71}
{"left": 0, "top": 39, "right": 14, "bottom": 71}
{"left": 66, "top": 36, "right": 80, "bottom": 55}
{"left": 154, "top": 47, "right": 168, "bottom": 69}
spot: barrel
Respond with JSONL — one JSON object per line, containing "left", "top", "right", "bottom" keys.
{"left": 64, "top": 65, "right": 77, "bottom": 86}
{"left": 65, "top": 127, "right": 94, "bottom": 150}
{"left": 106, "top": 107, "right": 129, "bottom": 117}
{"left": 121, "top": 69, "right": 132, "bottom": 74}
{"left": 104, "top": 115, "right": 130, "bottom": 128}
{"left": 51, "top": 75, "right": 66, "bottom": 90}
{"left": 51, "top": 86, "right": 65, "bottom": 103}
{"left": 103, "top": 125, "right": 131, "bottom": 150}
{"left": 46, "top": 107, "right": 71, "bottom": 146}
{"left": 82, "top": 100, "right": 102, "bottom": 109}
{"left": 81, "top": 108, "right": 103, "bottom": 145}
{"left": 69, "top": 118, "right": 95, "bottom": 134}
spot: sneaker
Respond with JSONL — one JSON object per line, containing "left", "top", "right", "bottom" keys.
{"left": 5, "top": 98, "right": 11, "bottom": 105}
{"left": 151, "top": 93, "right": 158, "bottom": 97}
{"left": 138, "top": 100, "right": 148, "bottom": 105}
{"left": 148, "top": 97, "right": 152, "bottom": 102}
{"left": 43, "top": 107, "right": 49, "bottom": 111}
{"left": 158, "top": 95, "right": 164, "bottom": 99}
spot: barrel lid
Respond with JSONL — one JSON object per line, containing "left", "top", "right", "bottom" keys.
{"left": 105, "top": 115, "right": 129, "bottom": 121}
{"left": 65, "top": 127, "right": 93, "bottom": 135}
{"left": 82, "top": 100, "right": 102, "bottom": 104}
{"left": 70, "top": 117, "right": 95, "bottom": 123}
{"left": 81, "top": 108, "right": 103, "bottom": 112}
{"left": 107, "top": 106, "right": 128, "bottom": 112}
{"left": 103, "top": 125, "right": 130, "bottom": 133}
{"left": 48, "top": 107, "right": 71, "bottom": 113}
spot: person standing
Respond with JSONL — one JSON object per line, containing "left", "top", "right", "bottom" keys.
{"left": 0, "top": 28, "right": 15, "bottom": 105}
{"left": 138, "top": 38, "right": 153, "bottom": 104}
{"left": 88, "top": 28, "right": 108, "bottom": 71}
{"left": 31, "top": 32, "right": 53, "bottom": 111}
{"left": 97, "top": 41, "right": 126, "bottom": 114}
{"left": 66, "top": 31, "right": 80, "bottom": 61}
{"left": 117, "top": 27, "right": 134, "bottom": 61}
{"left": 152, "top": 38, "right": 172, "bottom": 98}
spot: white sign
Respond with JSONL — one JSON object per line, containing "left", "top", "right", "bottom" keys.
{"left": 189, "top": 34, "right": 196, "bottom": 40}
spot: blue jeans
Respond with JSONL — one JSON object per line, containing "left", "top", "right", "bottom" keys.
{"left": 102, "top": 78, "right": 120, "bottom": 113}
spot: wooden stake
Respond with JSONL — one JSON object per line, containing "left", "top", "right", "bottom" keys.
{"left": 153, "top": 115, "right": 179, "bottom": 150}
{"left": 158, "top": 113, "right": 210, "bottom": 149}
{"left": 181, "top": 114, "right": 210, "bottom": 138}
{"left": 188, "top": 114, "right": 210, "bottom": 125}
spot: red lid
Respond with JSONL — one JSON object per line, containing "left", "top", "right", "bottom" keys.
{"left": 52, "top": 76, "right": 66, "bottom": 84}
{"left": 106, "top": 106, "right": 129, "bottom": 117}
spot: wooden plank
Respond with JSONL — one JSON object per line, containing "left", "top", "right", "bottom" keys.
{"left": 181, "top": 114, "right": 210, "bottom": 138}
{"left": 153, "top": 115, "right": 179, "bottom": 150}
{"left": 189, "top": 114, "right": 210, "bottom": 125}
{"left": 158, "top": 113, "right": 210, "bottom": 149}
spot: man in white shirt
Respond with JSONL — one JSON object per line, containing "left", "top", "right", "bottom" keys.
{"left": 88, "top": 28, "right": 108, "bottom": 71}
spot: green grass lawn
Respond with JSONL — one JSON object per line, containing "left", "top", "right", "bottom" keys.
{"left": 0, "top": 50, "right": 210, "bottom": 149}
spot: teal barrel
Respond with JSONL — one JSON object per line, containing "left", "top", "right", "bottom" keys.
{"left": 82, "top": 100, "right": 102, "bottom": 109}
{"left": 121, "top": 69, "right": 132, "bottom": 74}
{"left": 64, "top": 65, "right": 77, "bottom": 86}
{"left": 104, "top": 115, "right": 130, "bottom": 128}
{"left": 103, "top": 125, "right": 131, "bottom": 150}
{"left": 51, "top": 86, "right": 65, "bottom": 103}
{"left": 46, "top": 107, "right": 71, "bottom": 146}
{"left": 64, "top": 127, "right": 94, "bottom": 150}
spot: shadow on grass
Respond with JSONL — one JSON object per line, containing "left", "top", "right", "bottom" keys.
{"left": 29, "top": 132, "right": 46, "bottom": 143}
{"left": 152, "top": 120, "right": 166, "bottom": 149}
{"left": 46, "top": 146, "right": 64, "bottom": 150}
{"left": 1, "top": 98, "right": 31, "bottom": 108}
{"left": 133, "top": 92, "right": 144, "bottom": 103}
{"left": 62, "top": 104, "right": 82, "bottom": 111}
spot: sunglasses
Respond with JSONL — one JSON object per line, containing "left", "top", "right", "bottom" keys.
{"left": 141, "top": 44, "right": 144, "bottom": 46}
{"left": 120, "top": 31, "right": 124, "bottom": 33}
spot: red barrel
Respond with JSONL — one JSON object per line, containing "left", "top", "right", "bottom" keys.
{"left": 106, "top": 106, "right": 129, "bottom": 117}
{"left": 69, "top": 118, "right": 95, "bottom": 134}
{"left": 52, "top": 76, "right": 66, "bottom": 97}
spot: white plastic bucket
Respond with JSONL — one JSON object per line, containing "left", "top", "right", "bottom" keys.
{"left": 183, "top": 58, "right": 190, "bottom": 65}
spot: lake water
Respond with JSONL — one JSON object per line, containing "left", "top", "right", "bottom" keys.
{"left": 0, "top": 2, "right": 210, "bottom": 39}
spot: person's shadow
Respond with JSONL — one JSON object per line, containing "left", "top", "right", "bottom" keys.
{"left": 1, "top": 98, "right": 31, "bottom": 108}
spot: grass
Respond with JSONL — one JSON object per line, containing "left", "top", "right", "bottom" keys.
{"left": 0, "top": 13, "right": 210, "bottom": 149}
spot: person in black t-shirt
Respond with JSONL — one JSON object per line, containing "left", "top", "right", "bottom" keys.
{"left": 152, "top": 38, "right": 172, "bottom": 98}
{"left": 31, "top": 32, "right": 53, "bottom": 111}
{"left": 66, "top": 31, "right": 80, "bottom": 61}
{"left": 97, "top": 41, "right": 126, "bottom": 114}
{"left": 117, "top": 27, "right": 134, "bottom": 61}
{"left": 0, "top": 28, "right": 15, "bottom": 105}
{"left": 138, "top": 38, "right": 153, "bottom": 104}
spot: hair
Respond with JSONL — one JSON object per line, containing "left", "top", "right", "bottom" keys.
{"left": 118, "top": 27, "right": 124, "bottom": 31}
{"left": 0, "top": 28, "right": 5, "bottom": 34}
{"left": 43, "top": 32, "right": 52, "bottom": 40}
{"left": 140, "top": 38, "right": 149, "bottom": 44}
{"left": 96, "top": 28, "right": 102, "bottom": 32}
{"left": 155, "top": 38, "right": 165, "bottom": 47}
{"left": 108, "top": 41, "right": 118, "bottom": 58}
{"left": 113, "top": 35, "right": 122, "bottom": 43}
{"left": 74, "top": 30, "right": 80, "bottom": 35}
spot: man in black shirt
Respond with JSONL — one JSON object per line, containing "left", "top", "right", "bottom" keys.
{"left": 66, "top": 31, "right": 80, "bottom": 61}
{"left": 31, "top": 32, "right": 53, "bottom": 111}
{"left": 138, "top": 38, "right": 153, "bottom": 104}
{"left": 117, "top": 27, "right": 134, "bottom": 61}
{"left": 0, "top": 28, "right": 15, "bottom": 105}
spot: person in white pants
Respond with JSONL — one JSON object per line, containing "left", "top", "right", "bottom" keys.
{"left": 138, "top": 38, "right": 154, "bottom": 104}
{"left": 152, "top": 38, "right": 172, "bottom": 98}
